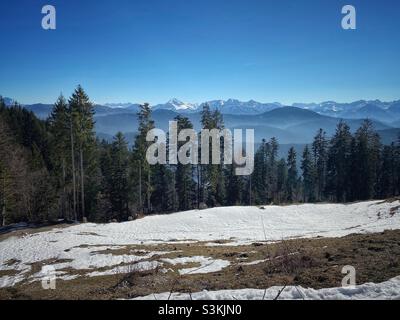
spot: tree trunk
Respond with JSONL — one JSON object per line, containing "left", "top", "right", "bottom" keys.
{"left": 138, "top": 161, "right": 142, "bottom": 214}
{"left": 1, "top": 176, "right": 5, "bottom": 226}
{"left": 249, "top": 175, "right": 252, "bottom": 206}
{"left": 196, "top": 164, "right": 200, "bottom": 209}
{"left": 62, "top": 158, "right": 66, "bottom": 220}
{"left": 80, "top": 146, "right": 85, "bottom": 221}
{"left": 70, "top": 120, "right": 77, "bottom": 222}
{"left": 147, "top": 169, "right": 151, "bottom": 212}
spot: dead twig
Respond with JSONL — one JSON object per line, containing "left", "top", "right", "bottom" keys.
{"left": 274, "top": 283, "right": 287, "bottom": 300}
{"left": 168, "top": 259, "right": 217, "bottom": 300}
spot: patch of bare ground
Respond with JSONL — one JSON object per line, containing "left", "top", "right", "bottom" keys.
{"left": 380, "top": 197, "right": 400, "bottom": 204}
{"left": 0, "top": 224, "right": 72, "bottom": 242}
{"left": 1, "top": 230, "right": 400, "bottom": 300}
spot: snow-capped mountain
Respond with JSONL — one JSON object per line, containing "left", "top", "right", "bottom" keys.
{"left": 2, "top": 94, "right": 400, "bottom": 123}
{"left": 150, "top": 98, "right": 399, "bottom": 118}
{"left": 199, "top": 99, "right": 282, "bottom": 115}
{"left": 152, "top": 98, "right": 282, "bottom": 115}
{"left": 293, "top": 100, "right": 400, "bottom": 122}
{"left": 153, "top": 98, "right": 199, "bottom": 112}
{"left": 103, "top": 103, "right": 136, "bottom": 109}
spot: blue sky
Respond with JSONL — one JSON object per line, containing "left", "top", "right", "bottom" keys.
{"left": 0, "top": 0, "right": 399, "bottom": 105}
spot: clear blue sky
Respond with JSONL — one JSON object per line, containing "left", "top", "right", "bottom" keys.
{"left": 0, "top": 0, "right": 399, "bottom": 105}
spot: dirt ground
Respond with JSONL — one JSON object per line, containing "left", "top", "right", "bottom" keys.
{"left": 0, "top": 229, "right": 399, "bottom": 300}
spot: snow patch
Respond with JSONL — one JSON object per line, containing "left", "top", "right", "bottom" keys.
{"left": 134, "top": 276, "right": 400, "bottom": 300}
{"left": 87, "top": 261, "right": 162, "bottom": 277}
{"left": 162, "top": 256, "right": 230, "bottom": 275}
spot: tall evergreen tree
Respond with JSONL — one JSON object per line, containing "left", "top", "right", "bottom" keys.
{"left": 132, "top": 103, "right": 155, "bottom": 214}
{"left": 312, "top": 129, "right": 328, "bottom": 201}
{"left": 108, "top": 133, "right": 130, "bottom": 220}
{"left": 326, "top": 121, "right": 352, "bottom": 202}
{"left": 48, "top": 95, "right": 71, "bottom": 219}
{"left": 378, "top": 144, "right": 397, "bottom": 198}
{"left": 268, "top": 137, "right": 279, "bottom": 202}
{"left": 174, "top": 115, "right": 196, "bottom": 211}
{"left": 68, "top": 86, "right": 96, "bottom": 221}
{"left": 200, "top": 105, "right": 225, "bottom": 207}
{"left": 352, "top": 120, "right": 382, "bottom": 200}
{"left": 276, "top": 158, "right": 288, "bottom": 204}
{"left": 286, "top": 147, "right": 298, "bottom": 202}
{"left": 301, "top": 145, "right": 315, "bottom": 202}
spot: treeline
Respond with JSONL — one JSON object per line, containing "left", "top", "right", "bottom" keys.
{"left": 1, "top": 87, "right": 400, "bottom": 225}
{"left": 253, "top": 123, "right": 400, "bottom": 205}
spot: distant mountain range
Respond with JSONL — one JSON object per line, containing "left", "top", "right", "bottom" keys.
{"left": 93, "top": 107, "right": 397, "bottom": 145}
{"left": 105, "top": 98, "right": 400, "bottom": 124}
{"left": 3, "top": 96, "right": 400, "bottom": 121}
{"left": 2, "top": 95, "right": 400, "bottom": 145}
{"left": 105, "top": 98, "right": 282, "bottom": 115}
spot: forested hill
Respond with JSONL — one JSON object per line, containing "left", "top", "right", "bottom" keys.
{"left": 1, "top": 88, "right": 400, "bottom": 227}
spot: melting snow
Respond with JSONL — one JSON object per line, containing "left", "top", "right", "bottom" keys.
{"left": 162, "top": 256, "right": 231, "bottom": 275}
{"left": 0, "top": 200, "right": 400, "bottom": 289}
{"left": 134, "top": 276, "right": 400, "bottom": 300}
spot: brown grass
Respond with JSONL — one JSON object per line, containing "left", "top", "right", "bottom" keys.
{"left": 0, "top": 229, "right": 399, "bottom": 300}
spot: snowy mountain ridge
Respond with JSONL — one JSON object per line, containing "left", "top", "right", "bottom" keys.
{"left": 90, "top": 98, "right": 400, "bottom": 119}
{"left": 2, "top": 95, "right": 400, "bottom": 121}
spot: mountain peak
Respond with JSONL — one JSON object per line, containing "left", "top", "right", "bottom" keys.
{"left": 167, "top": 98, "right": 184, "bottom": 105}
{"left": 155, "top": 98, "right": 198, "bottom": 111}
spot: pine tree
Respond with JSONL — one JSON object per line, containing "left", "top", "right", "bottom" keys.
{"left": 395, "top": 133, "right": 400, "bottom": 196}
{"left": 108, "top": 132, "right": 130, "bottom": 220}
{"left": 312, "top": 129, "right": 328, "bottom": 201}
{"left": 225, "top": 164, "right": 243, "bottom": 205}
{"left": 268, "top": 137, "right": 279, "bottom": 202}
{"left": 301, "top": 145, "right": 315, "bottom": 202}
{"left": 286, "top": 147, "right": 298, "bottom": 202}
{"left": 174, "top": 115, "right": 196, "bottom": 211}
{"left": 352, "top": 120, "right": 382, "bottom": 200}
{"left": 151, "top": 164, "right": 175, "bottom": 213}
{"left": 132, "top": 103, "right": 155, "bottom": 214}
{"left": 0, "top": 115, "right": 13, "bottom": 226}
{"left": 378, "top": 144, "right": 397, "bottom": 198}
{"left": 68, "top": 85, "right": 96, "bottom": 221}
{"left": 276, "top": 158, "right": 287, "bottom": 204}
{"left": 252, "top": 139, "right": 268, "bottom": 204}
{"left": 200, "top": 105, "right": 225, "bottom": 207}
{"left": 48, "top": 95, "right": 71, "bottom": 219}
{"left": 326, "top": 121, "right": 352, "bottom": 202}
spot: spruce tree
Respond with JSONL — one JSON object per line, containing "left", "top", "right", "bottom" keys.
{"left": 48, "top": 95, "right": 71, "bottom": 219}
{"left": 378, "top": 144, "right": 397, "bottom": 198}
{"left": 174, "top": 115, "right": 196, "bottom": 211}
{"left": 312, "top": 129, "right": 328, "bottom": 201}
{"left": 68, "top": 85, "right": 96, "bottom": 221}
{"left": 109, "top": 132, "right": 130, "bottom": 220}
{"left": 301, "top": 145, "right": 315, "bottom": 202}
{"left": 276, "top": 158, "right": 288, "bottom": 204}
{"left": 200, "top": 105, "right": 225, "bottom": 207}
{"left": 352, "top": 120, "right": 382, "bottom": 200}
{"left": 132, "top": 103, "right": 155, "bottom": 214}
{"left": 326, "top": 121, "right": 352, "bottom": 202}
{"left": 286, "top": 147, "right": 298, "bottom": 202}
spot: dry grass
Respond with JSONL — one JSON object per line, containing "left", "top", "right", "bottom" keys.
{"left": 0, "top": 229, "right": 399, "bottom": 300}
